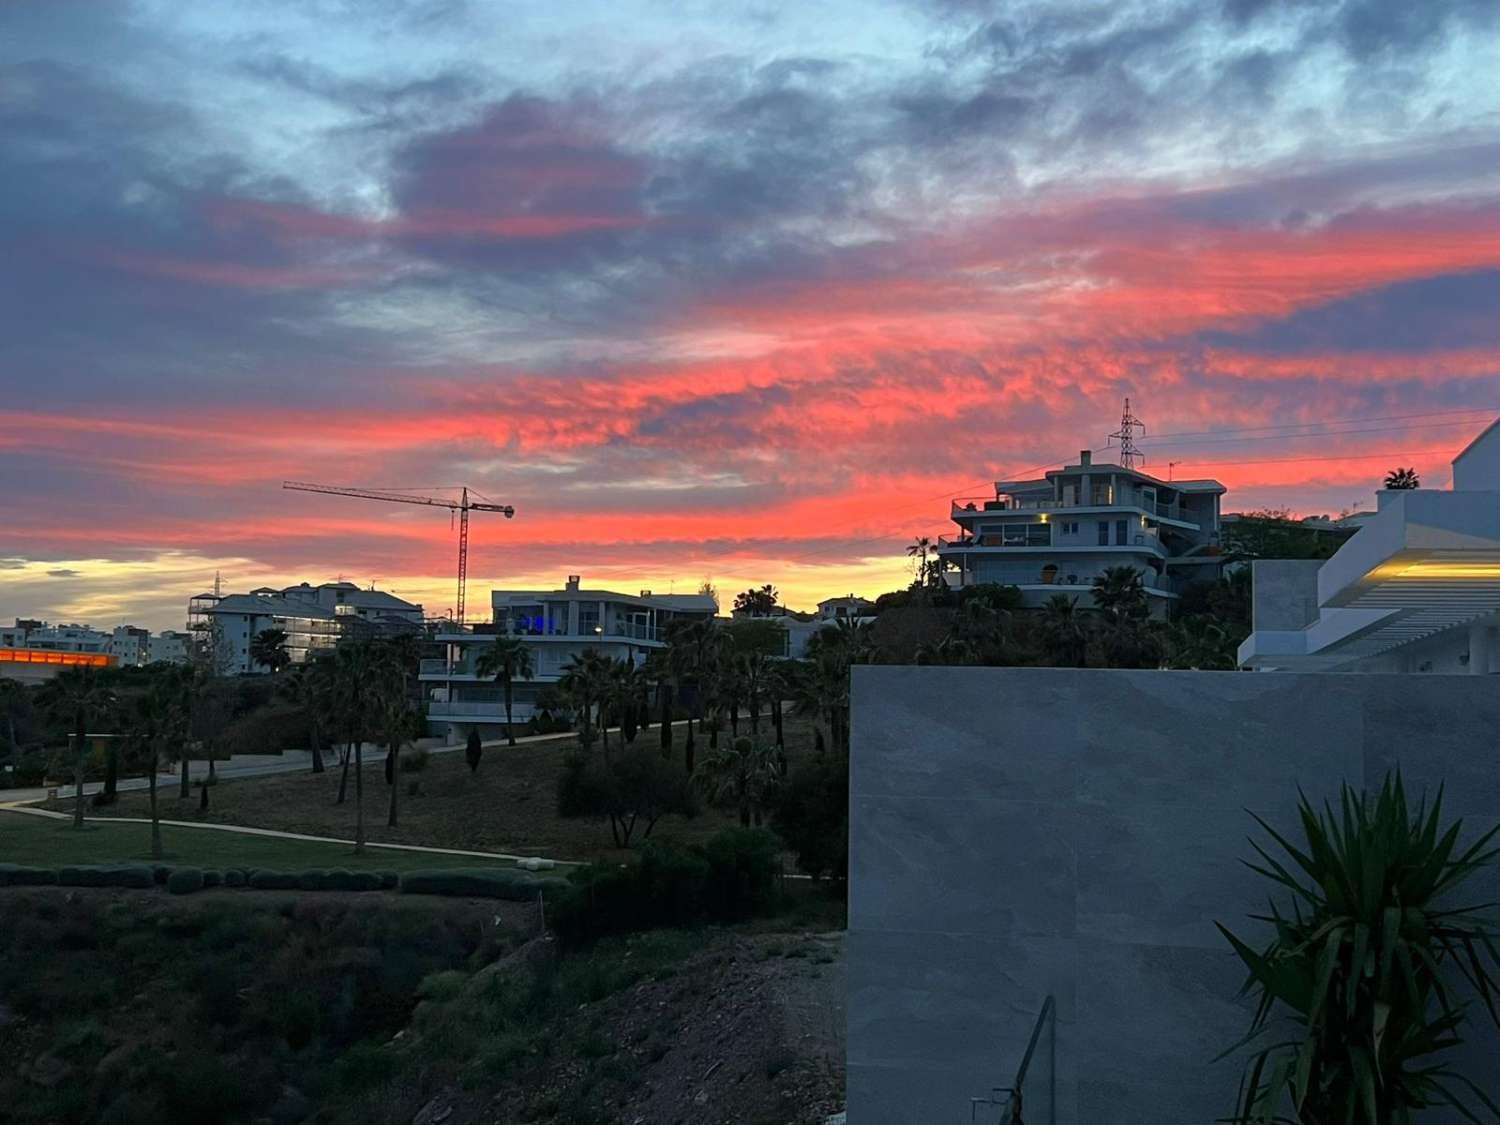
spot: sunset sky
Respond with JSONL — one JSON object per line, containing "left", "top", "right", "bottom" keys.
{"left": 3, "top": 0, "right": 1500, "bottom": 631}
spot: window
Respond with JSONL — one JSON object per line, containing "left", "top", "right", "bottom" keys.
{"left": 1002, "top": 522, "right": 1051, "bottom": 546}
{"left": 1098, "top": 521, "right": 1110, "bottom": 546}
{"left": 1115, "top": 520, "right": 1128, "bottom": 545}
{"left": 1060, "top": 520, "right": 1080, "bottom": 536}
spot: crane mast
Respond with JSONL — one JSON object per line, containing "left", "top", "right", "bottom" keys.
{"left": 282, "top": 481, "right": 514, "bottom": 625}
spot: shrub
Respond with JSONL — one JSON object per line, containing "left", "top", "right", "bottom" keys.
{"left": 57, "top": 864, "right": 154, "bottom": 889}
{"left": 0, "top": 863, "right": 57, "bottom": 886}
{"left": 202, "top": 869, "right": 222, "bottom": 888}
{"left": 771, "top": 750, "right": 849, "bottom": 880}
{"left": 166, "top": 868, "right": 204, "bottom": 895}
{"left": 378, "top": 871, "right": 400, "bottom": 890}
{"left": 398, "top": 868, "right": 566, "bottom": 901}
{"left": 247, "top": 869, "right": 300, "bottom": 890}
{"left": 152, "top": 865, "right": 172, "bottom": 885}
{"left": 400, "top": 746, "right": 430, "bottom": 773}
{"left": 552, "top": 828, "right": 783, "bottom": 945}
{"left": 557, "top": 747, "right": 697, "bottom": 847}
{"left": 223, "top": 869, "right": 246, "bottom": 888}
{"left": 297, "top": 870, "right": 329, "bottom": 891}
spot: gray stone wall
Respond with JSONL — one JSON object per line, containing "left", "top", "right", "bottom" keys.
{"left": 848, "top": 667, "right": 1500, "bottom": 1125}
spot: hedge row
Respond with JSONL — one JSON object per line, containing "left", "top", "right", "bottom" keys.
{"left": 0, "top": 862, "right": 565, "bottom": 900}
{"left": 397, "top": 868, "right": 567, "bottom": 901}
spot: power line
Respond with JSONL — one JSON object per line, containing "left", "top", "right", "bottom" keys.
{"left": 1135, "top": 407, "right": 1500, "bottom": 443}
{"left": 1136, "top": 417, "right": 1494, "bottom": 451}
{"left": 1163, "top": 447, "right": 1457, "bottom": 470}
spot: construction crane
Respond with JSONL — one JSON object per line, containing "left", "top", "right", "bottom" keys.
{"left": 282, "top": 482, "right": 514, "bottom": 625}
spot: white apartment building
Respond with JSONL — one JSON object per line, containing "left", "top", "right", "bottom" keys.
{"left": 188, "top": 580, "right": 424, "bottom": 674}
{"left": 147, "top": 630, "right": 192, "bottom": 665}
{"left": 421, "top": 576, "right": 717, "bottom": 738}
{"left": 280, "top": 581, "right": 424, "bottom": 631}
{"left": 937, "top": 449, "right": 1227, "bottom": 615}
{"left": 818, "top": 594, "right": 875, "bottom": 621}
{"left": 110, "top": 625, "right": 151, "bottom": 667}
{"left": 200, "top": 590, "right": 341, "bottom": 674}
{"left": 1240, "top": 420, "right": 1500, "bottom": 673}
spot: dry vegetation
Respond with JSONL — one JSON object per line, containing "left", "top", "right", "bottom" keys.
{"left": 61, "top": 715, "right": 823, "bottom": 864}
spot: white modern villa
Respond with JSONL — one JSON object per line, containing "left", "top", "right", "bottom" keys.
{"left": 1239, "top": 420, "right": 1500, "bottom": 673}
{"left": 421, "top": 577, "right": 718, "bottom": 739}
{"left": 936, "top": 449, "right": 1227, "bottom": 614}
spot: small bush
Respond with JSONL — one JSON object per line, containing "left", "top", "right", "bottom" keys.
{"left": 202, "top": 869, "right": 222, "bottom": 888}
{"left": 399, "top": 868, "right": 566, "bottom": 901}
{"left": 223, "top": 869, "right": 246, "bottom": 888}
{"left": 298, "top": 869, "right": 329, "bottom": 891}
{"left": 552, "top": 828, "right": 783, "bottom": 945}
{"left": 166, "top": 868, "right": 205, "bottom": 895}
{"left": 152, "top": 864, "right": 172, "bottom": 885}
{"left": 378, "top": 871, "right": 400, "bottom": 890}
{"left": 400, "top": 746, "right": 430, "bottom": 773}
{"left": 771, "top": 750, "right": 849, "bottom": 880}
{"left": 247, "top": 869, "right": 300, "bottom": 890}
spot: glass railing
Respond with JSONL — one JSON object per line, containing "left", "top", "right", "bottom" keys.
{"left": 969, "top": 995, "right": 1054, "bottom": 1125}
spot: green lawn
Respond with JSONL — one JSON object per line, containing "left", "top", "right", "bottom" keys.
{"left": 0, "top": 811, "right": 526, "bottom": 872}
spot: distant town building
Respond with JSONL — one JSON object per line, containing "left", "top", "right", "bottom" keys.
{"left": 148, "top": 630, "right": 192, "bottom": 665}
{"left": 0, "top": 619, "right": 116, "bottom": 683}
{"left": 1240, "top": 420, "right": 1500, "bottom": 673}
{"left": 422, "top": 576, "right": 717, "bottom": 739}
{"left": 280, "top": 581, "right": 425, "bottom": 634}
{"left": 110, "top": 625, "right": 151, "bottom": 667}
{"left": 817, "top": 594, "right": 875, "bottom": 621}
{"left": 937, "top": 449, "right": 1227, "bottom": 615}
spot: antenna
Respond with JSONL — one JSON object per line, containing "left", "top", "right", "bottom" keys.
{"left": 1168, "top": 460, "right": 1181, "bottom": 481}
{"left": 1109, "top": 398, "right": 1146, "bottom": 470}
{"left": 213, "top": 570, "right": 222, "bottom": 598}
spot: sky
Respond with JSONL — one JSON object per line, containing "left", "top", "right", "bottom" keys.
{"left": 3, "top": 0, "right": 1500, "bottom": 631}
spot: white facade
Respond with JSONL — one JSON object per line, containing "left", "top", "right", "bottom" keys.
{"left": 937, "top": 450, "right": 1227, "bottom": 614}
{"left": 280, "top": 581, "right": 424, "bottom": 629}
{"left": 0, "top": 621, "right": 111, "bottom": 654}
{"left": 202, "top": 590, "right": 340, "bottom": 674}
{"left": 421, "top": 577, "right": 717, "bottom": 736}
{"left": 818, "top": 594, "right": 875, "bottom": 620}
{"left": 110, "top": 625, "right": 151, "bottom": 667}
{"left": 148, "top": 630, "right": 192, "bottom": 665}
{"left": 1240, "top": 421, "right": 1500, "bottom": 673}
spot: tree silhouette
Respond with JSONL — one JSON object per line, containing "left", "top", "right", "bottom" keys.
{"left": 1384, "top": 466, "right": 1420, "bottom": 490}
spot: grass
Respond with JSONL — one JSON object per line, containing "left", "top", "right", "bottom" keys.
{"left": 0, "top": 810, "right": 525, "bottom": 872}
{"left": 45, "top": 713, "right": 822, "bottom": 864}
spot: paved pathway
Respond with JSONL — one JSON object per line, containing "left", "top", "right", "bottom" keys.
{"left": 0, "top": 720, "right": 667, "bottom": 807}
{"left": 0, "top": 803, "right": 569, "bottom": 866}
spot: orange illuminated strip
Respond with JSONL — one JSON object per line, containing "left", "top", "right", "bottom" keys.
{"left": 0, "top": 648, "right": 116, "bottom": 667}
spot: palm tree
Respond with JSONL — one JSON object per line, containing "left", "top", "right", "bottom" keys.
{"left": 371, "top": 646, "right": 418, "bottom": 828}
{"left": 1384, "top": 466, "right": 1421, "bottom": 490}
{"left": 695, "top": 737, "right": 781, "bottom": 827}
{"left": 608, "top": 658, "right": 641, "bottom": 744}
{"left": 1165, "top": 615, "right": 1237, "bottom": 670}
{"left": 131, "top": 666, "right": 191, "bottom": 859}
{"left": 906, "top": 536, "right": 933, "bottom": 586}
{"left": 280, "top": 656, "right": 330, "bottom": 773}
{"left": 0, "top": 677, "right": 26, "bottom": 772}
{"left": 559, "top": 648, "right": 611, "bottom": 754}
{"left": 330, "top": 643, "right": 377, "bottom": 849}
{"left": 37, "top": 665, "right": 116, "bottom": 829}
{"left": 641, "top": 649, "right": 674, "bottom": 755}
{"left": 475, "top": 635, "right": 534, "bottom": 746}
{"left": 249, "top": 628, "right": 291, "bottom": 674}
{"left": 1092, "top": 565, "right": 1150, "bottom": 624}
{"left": 1039, "top": 594, "right": 1088, "bottom": 668}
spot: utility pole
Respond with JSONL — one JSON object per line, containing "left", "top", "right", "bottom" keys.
{"left": 1109, "top": 397, "right": 1146, "bottom": 470}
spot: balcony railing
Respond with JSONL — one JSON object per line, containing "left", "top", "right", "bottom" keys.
{"left": 428, "top": 701, "right": 509, "bottom": 718}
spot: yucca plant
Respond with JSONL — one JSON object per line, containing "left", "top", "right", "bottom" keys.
{"left": 1218, "top": 772, "right": 1500, "bottom": 1124}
